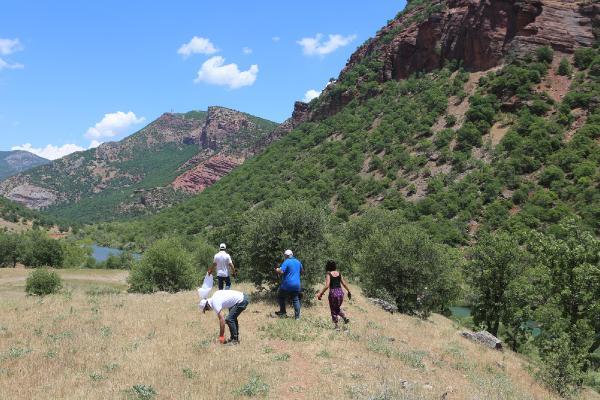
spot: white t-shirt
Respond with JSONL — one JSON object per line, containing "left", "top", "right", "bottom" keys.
{"left": 214, "top": 251, "right": 233, "bottom": 277}
{"left": 208, "top": 290, "right": 244, "bottom": 314}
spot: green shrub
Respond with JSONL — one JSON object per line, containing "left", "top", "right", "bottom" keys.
{"left": 357, "top": 223, "right": 462, "bottom": 318}
{"left": 127, "top": 238, "right": 197, "bottom": 293}
{"left": 574, "top": 48, "right": 595, "bottom": 69}
{"left": 557, "top": 57, "right": 572, "bottom": 76}
{"left": 536, "top": 46, "right": 554, "bottom": 64}
{"left": 25, "top": 268, "right": 62, "bottom": 296}
{"left": 539, "top": 166, "right": 564, "bottom": 187}
{"left": 238, "top": 201, "right": 329, "bottom": 291}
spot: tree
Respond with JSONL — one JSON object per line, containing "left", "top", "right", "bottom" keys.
{"left": 25, "top": 268, "right": 62, "bottom": 296}
{"left": 0, "top": 233, "right": 20, "bottom": 267}
{"left": 238, "top": 201, "right": 329, "bottom": 292}
{"left": 536, "top": 46, "right": 554, "bottom": 64}
{"left": 357, "top": 223, "right": 462, "bottom": 318}
{"left": 557, "top": 57, "right": 572, "bottom": 76}
{"left": 128, "top": 238, "right": 197, "bottom": 293}
{"left": 19, "top": 231, "right": 64, "bottom": 268}
{"left": 528, "top": 219, "right": 600, "bottom": 393}
{"left": 467, "top": 232, "right": 525, "bottom": 337}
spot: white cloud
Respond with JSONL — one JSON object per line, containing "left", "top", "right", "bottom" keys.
{"left": 12, "top": 143, "right": 86, "bottom": 160}
{"left": 85, "top": 111, "right": 145, "bottom": 140}
{"left": 177, "top": 36, "right": 218, "bottom": 57}
{"left": 0, "top": 38, "right": 24, "bottom": 70}
{"left": 303, "top": 89, "right": 321, "bottom": 103}
{"left": 242, "top": 47, "right": 253, "bottom": 55}
{"left": 297, "top": 33, "right": 356, "bottom": 56}
{"left": 0, "top": 59, "right": 24, "bottom": 70}
{"left": 272, "top": 36, "right": 280, "bottom": 42}
{"left": 194, "top": 56, "right": 258, "bottom": 89}
{"left": 0, "top": 38, "right": 22, "bottom": 55}
{"left": 89, "top": 140, "right": 103, "bottom": 149}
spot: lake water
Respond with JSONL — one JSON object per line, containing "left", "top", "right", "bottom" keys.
{"left": 449, "top": 306, "right": 472, "bottom": 318}
{"left": 449, "top": 306, "right": 541, "bottom": 336}
{"left": 91, "top": 245, "right": 141, "bottom": 262}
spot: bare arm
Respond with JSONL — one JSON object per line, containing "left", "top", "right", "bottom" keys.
{"left": 208, "top": 261, "right": 216, "bottom": 275}
{"left": 217, "top": 311, "right": 226, "bottom": 339}
{"left": 229, "top": 261, "right": 237, "bottom": 276}
{"left": 317, "top": 274, "right": 331, "bottom": 300}
{"left": 341, "top": 276, "right": 351, "bottom": 292}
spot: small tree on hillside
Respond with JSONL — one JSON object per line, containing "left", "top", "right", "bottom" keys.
{"left": 358, "top": 224, "right": 462, "bottom": 318}
{"left": 128, "top": 238, "right": 197, "bottom": 293}
{"left": 0, "top": 233, "right": 20, "bottom": 267}
{"left": 557, "top": 57, "right": 572, "bottom": 76}
{"left": 527, "top": 219, "right": 600, "bottom": 394}
{"left": 238, "top": 201, "right": 329, "bottom": 292}
{"left": 536, "top": 46, "right": 554, "bottom": 64}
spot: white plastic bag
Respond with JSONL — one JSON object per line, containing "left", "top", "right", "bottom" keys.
{"left": 197, "top": 273, "right": 214, "bottom": 300}
{"left": 202, "top": 273, "right": 214, "bottom": 289}
{"left": 198, "top": 286, "right": 211, "bottom": 299}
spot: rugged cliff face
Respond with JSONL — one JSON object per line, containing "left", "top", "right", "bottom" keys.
{"left": 314, "top": 0, "right": 598, "bottom": 119}
{"left": 171, "top": 106, "right": 280, "bottom": 194}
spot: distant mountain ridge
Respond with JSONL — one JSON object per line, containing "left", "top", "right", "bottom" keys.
{"left": 0, "top": 107, "right": 279, "bottom": 222}
{"left": 0, "top": 150, "right": 49, "bottom": 181}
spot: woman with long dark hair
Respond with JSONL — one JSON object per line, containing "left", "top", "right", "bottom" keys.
{"left": 317, "top": 260, "right": 351, "bottom": 329}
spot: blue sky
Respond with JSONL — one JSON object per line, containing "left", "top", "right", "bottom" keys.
{"left": 0, "top": 1, "right": 406, "bottom": 159}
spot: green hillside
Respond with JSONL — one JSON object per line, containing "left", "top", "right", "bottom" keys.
{"left": 93, "top": 52, "right": 598, "bottom": 247}
{"left": 0, "top": 109, "right": 278, "bottom": 223}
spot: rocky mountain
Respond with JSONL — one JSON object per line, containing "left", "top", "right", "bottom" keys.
{"left": 0, "top": 107, "right": 278, "bottom": 222}
{"left": 0, "top": 150, "right": 49, "bottom": 181}
{"left": 106, "top": 0, "right": 599, "bottom": 248}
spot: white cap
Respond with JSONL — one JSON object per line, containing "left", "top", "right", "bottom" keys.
{"left": 199, "top": 299, "right": 208, "bottom": 312}
{"left": 284, "top": 249, "right": 293, "bottom": 257}
{"left": 219, "top": 243, "right": 226, "bottom": 250}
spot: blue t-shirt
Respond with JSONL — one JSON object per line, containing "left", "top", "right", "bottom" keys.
{"left": 280, "top": 257, "right": 303, "bottom": 291}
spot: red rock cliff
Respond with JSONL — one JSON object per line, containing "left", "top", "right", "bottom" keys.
{"left": 315, "top": 0, "right": 598, "bottom": 119}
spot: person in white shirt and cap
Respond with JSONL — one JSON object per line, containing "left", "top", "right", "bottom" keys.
{"left": 199, "top": 289, "right": 249, "bottom": 345}
{"left": 208, "top": 243, "right": 237, "bottom": 290}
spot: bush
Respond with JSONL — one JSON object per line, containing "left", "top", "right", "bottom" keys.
{"left": 357, "top": 224, "right": 462, "bottom": 318}
{"left": 25, "top": 268, "right": 62, "bottom": 296}
{"left": 128, "top": 238, "right": 197, "bottom": 293}
{"left": 536, "top": 46, "right": 554, "bottom": 64}
{"left": 574, "top": 48, "right": 595, "bottom": 69}
{"left": 539, "top": 165, "right": 564, "bottom": 187}
{"left": 238, "top": 201, "right": 329, "bottom": 292}
{"left": 557, "top": 57, "right": 572, "bottom": 76}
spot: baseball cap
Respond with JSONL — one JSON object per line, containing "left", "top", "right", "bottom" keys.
{"left": 284, "top": 249, "right": 293, "bottom": 257}
{"left": 199, "top": 299, "right": 208, "bottom": 312}
{"left": 219, "top": 243, "right": 226, "bottom": 250}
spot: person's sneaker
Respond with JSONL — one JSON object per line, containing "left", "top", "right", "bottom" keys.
{"left": 343, "top": 317, "right": 350, "bottom": 324}
{"left": 224, "top": 338, "right": 239, "bottom": 345}
{"left": 272, "top": 311, "right": 287, "bottom": 318}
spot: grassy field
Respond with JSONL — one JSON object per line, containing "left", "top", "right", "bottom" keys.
{"left": 0, "top": 269, "right": 598, "bottom": 400}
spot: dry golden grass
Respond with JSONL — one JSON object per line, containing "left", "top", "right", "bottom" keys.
{"left": 0, "top": 269, "right": 590, "bottom": 400}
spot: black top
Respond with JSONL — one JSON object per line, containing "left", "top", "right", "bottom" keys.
{"left": 329, "top": 272, "right": 342, "bottom": 289}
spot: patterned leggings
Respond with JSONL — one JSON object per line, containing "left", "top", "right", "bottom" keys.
{"left": 328, "top": 288, "right": 346, "bottom": 323}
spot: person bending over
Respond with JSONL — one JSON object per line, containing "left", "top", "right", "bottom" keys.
{"left": 199, "top": 289, "right": 249, "bottom": 345}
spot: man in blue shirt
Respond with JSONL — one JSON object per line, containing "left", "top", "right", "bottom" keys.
{"left": 274, "top": 249, "right": 303, "bottom": 319}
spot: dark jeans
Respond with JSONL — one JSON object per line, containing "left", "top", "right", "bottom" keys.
{"left": 217, "top": 276, "right": 231, "bottom": 290}
{"left": 278, "top": 288, "right": 301, "bottom": 319}
{"left": 225, "top": 293, "right": 249, "bottom": 340}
